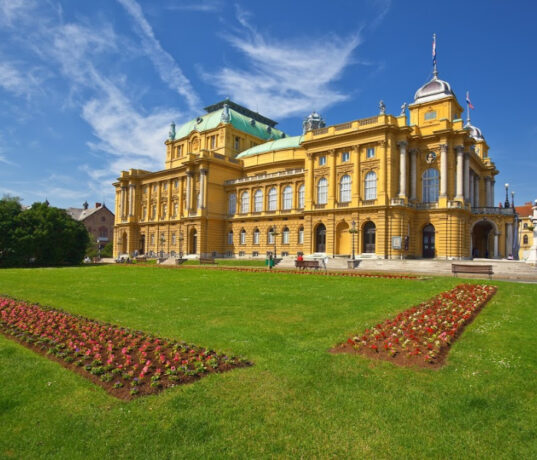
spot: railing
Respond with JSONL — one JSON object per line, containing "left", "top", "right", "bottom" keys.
{"left": 361, "top": 200, "right": 377, "bottom": 206}
{"left": 337, "top": 202, "right": 350, "bottom": 208}
{"left": 472, "top": 207, "right": 515, "bottom": 215}
{"left": 390, "top": 198, "right": 405, "bottom": 206}
{"left": 312, "top": 127, "right": 329, "bottom": 135}
{"left": 415, "top": 202, "right": 438, "bottom": 210}
{"left": 311, "top": 116, "right": 380, "bottom": 137}
{"left": 314, "top": 204, "right": 326, "bottom": 209}
{"left": 358, "top": 116, "right": 378, "bottom": 126}
{"left": 224, "top": 168, "right": 304, "bottom": 185}
{"left": 334, "top": 122, "right": 352, "bottom": 131}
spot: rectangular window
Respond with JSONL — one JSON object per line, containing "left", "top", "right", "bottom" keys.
{"left": 342, "top": 151, "right": 350, "bottom": 162}
{"left": 227, "top": 232, "right": 233, "bottom": 245}
{"left": 366, "top": 147, "right": 375, "bottom": 158}
{"left": 234, "top": 137, "right": 240, "bottom": 150}
{"left": 319, "top": 156, "right": 326, "bottom": 166}
{"left": 253, "top": 231, "right": 260, "bottom": 244}
{"left": 174, "top": 179, "right": 179, "bottom": 189}
{"left": 282, "top": 230, "right": 289, "bottom": 244}
{"left": 240, "top": 232, "right": 246, "bottom": 245}
{"left": 171, "top": 233, "right": 176, "bottom": 245}
{"left": 298, "top": 228, "right": 304, "bottom": 244}
{"left": 150, "top": 234, "right": 155, "bottom": 245}
{"left": 253, "top": 251, "right": 259, "bottom": 257}
{"left": 210, "top": 135, "right": 217, "bottom": 149}
{"left": 424, "top": 111, "right": 437, "bottom": 121}
{"left": 151, "top": 205, "right": 156, "bottom": 219}
{"left": 177, "top": 145, "right": 183, "bottom": 157}
{"left": 163, "top": 182, "right": 167, "bottom": 191}
{"left": 239, "top": 251, "right": 246, "bottom": 256}
{"left": 268, "top": 231, "right": 275, "bottom": 244}
{"left": 162, "top": 204, "right": 167, "bottom": 219}
{"left": 298, "top": 185, "right": 305, "bottom": 209}
{"left": 142, "top": 207, "right": 147, "bottom": 220}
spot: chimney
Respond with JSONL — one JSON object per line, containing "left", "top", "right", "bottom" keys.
{"left": 95, "top": 202, "right": 101, "bottom": 208}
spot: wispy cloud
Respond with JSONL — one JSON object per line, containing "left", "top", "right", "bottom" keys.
{"left": 117, "top": 0, "right": 201, "bottom": 112}
{"left": 0, "top": 0, "right": 36, "bottom": 26}
{"left": 165, "top": 0, "right": 223, "bottom": 13}
{"left": 206, "top": 6, "right": 361, "bottom": 119}
{"left": 0, "top": 61, "right": 46, "bottom": 98}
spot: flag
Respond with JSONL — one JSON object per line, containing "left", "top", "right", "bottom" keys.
{"left": 466, "top": 91, "right": 475, "bottom": 110}
{"left": 432, "top": 34, "right": 437, "bottom": 66}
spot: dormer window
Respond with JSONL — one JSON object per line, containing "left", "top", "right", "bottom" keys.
{"left": 424, "top": 110, "right": 437, "bottom": 121}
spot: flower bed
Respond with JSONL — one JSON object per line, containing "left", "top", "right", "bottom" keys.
{"left": 176, "top": 265, "right": 418, "bottom": 280}
{"left": 332, "top": 284, "right": 497, "bottom": 368}
{"left": 0, "top": 297, "right": 251, "bottom": 399}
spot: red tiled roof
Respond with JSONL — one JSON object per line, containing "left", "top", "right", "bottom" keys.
{"left": 515, "top": 202, "right": 533, "bottom": 217}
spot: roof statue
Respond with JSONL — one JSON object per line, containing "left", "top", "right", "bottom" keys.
{"left": 400, "top": 102, "right": 408, "bottom": 115}
{"left": 221, "top": 102, "right": 231, "bottom": 123}
{"left": 379, "top": 100, "right": 386, "bottom": 115}
{"left": 168, "top": 121, "right": 176, "bottom": 141}
{"left": 302, "top": 111, "right": 326, "bottom": 134}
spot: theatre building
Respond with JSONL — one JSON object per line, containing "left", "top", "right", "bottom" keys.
{"left": 113, "top": 63, "right": 515, "bottom": 260}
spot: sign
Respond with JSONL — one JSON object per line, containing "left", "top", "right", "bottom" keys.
{"left": 392, "top": 236, "right": 402, "bottom": 250}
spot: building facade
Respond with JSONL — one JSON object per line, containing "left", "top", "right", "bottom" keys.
{"left": 113, "top": 69, "right": 515, "bottom": 260}
{"left": 68, "top": 202, "right": 115, "bottom": 248}
{"left": 516, "top": 201, "right": 536, "bottom": 261}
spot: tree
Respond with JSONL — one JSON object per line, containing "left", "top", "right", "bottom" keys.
{"left": 0, "top": 199, "right": 90, "bottom": 267}
{"left": 0, "top": 195, "right": 23, "bottom": 266}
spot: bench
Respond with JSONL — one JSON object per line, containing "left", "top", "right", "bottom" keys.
{"left": 200, "top": 257, "right": 216, "bottom": 265}
{"left": 452, "top": 264, "right": 493, "bottom": 279}
{"left": 295, "top": 260, "right": 320, "bottom": 270}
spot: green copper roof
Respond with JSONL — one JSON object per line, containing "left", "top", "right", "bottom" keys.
{"left": 236, "top": 135, "right": 304, "bottom": 158}
{"left": 173, "top": 107, "right": 286, "bottom": 141}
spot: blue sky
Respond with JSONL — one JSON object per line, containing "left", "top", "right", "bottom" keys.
{"left": 1, "top": 0, "right": 536, "bottom": 209}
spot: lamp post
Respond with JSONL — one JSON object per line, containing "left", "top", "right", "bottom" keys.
{"left": 271, "top": 226, "right": 279, "bottom": 259}
{"left": 349, "top": 220, "right": 358, "bottom": 260}
{"left": 178, "top": 230, "right": 184, "bottom": 259}
{"left": 504, "top": 183, "right": 510, "bottom": 208}
{"left": 159, "top": 234, "right": 165, "bottom": 258}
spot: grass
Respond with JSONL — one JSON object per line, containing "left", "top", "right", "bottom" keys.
{"left": 0, "top": 265, "right": 536, "bottom": 458}
{"left": 181, "top": 258, "right": 266, "bottom": 267}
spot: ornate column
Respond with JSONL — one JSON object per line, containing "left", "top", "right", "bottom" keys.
{"left": 199, "top": 168, "right": 208, "bottom": 209}
{"left": 128, "top": 184, "right": 135, "bottom": 216}
{"left": 397, "top": 141, "right": 408, "bottom": 199}
{"left": 469, "top": 171, "right": 474, "bottom": 206}
{"left": 305, "top": 153, "right": 315, "bottom": 210}
{"left": 491, "top": 179, "right": 496, "bottom": 207}
{"left": 484, "top": 177, "right": 491, "bottom": 207}
{"left": 494, "top": 233, "right": 499, "bottom": 258}
{"left": 455, "top": 145, "right": 464, "bottom": 200}
{"left": 410, "top": 148, "right": 417, "bottom": 201}
{"left": 439, "top": 144, "right": 448, "bottom": 198}
{"left": 121, "top": 186, "right": 127, "bottom": 219}
{"left": 506, "top": 223, "right": 513, "bottom": 258}
{"left": 328, "top": 150, "right": 337, "bottom": 207}
{"left": 464, "top": 153, "right": 470, "bottom": 202}
{"left": 474, "top": 176, "right": 480, "bottom": 207}
{"left": 186, "top": 170, "right": 193, "bottom": 210}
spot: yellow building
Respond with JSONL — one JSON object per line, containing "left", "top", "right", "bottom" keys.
{"left": 113, "top": 64, "right": 516, "bottom": 261}
{"left": 516, "top": 201, "right": 536, "bottom": 260}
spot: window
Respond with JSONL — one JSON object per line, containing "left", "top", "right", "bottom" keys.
{"left": 523, "top": 235, "right": 529, "bottom": 245}
{"left": 298, "top": 226, "right": 304, "bottom": 244}
{"left": 227, "top": 231, "right": 233, "bottom": 245}
{"left": 342, "top": 151, "right": 350, "bottom": 162}
{"left": 228, "top": 193, "right": 236, "bottom": 215}
{"left": 253, "top": 228, "right": 260, "bottom": 244}
{"left": 209, "top": 135, "right": 217, "bottom": 149}
{"left": 252, "top": 251, "right": 259, "bottom": 257}
{"left": 523, "top": 223, "right": 528, "bottom": 229}
{"left": 340, "top": 175, "right": 351, "bottom": 203}
{"left": 282, "top": 227, "right": 289, "bottom": 244}
{"left": 364, "top": 172, "right": 377, "bottom": 200}
{"left": 234, "top": 136, "right": 240, "bottom": 150}
{"left": 176, "top": 145, "right": 183, "bottom": 157}
{"left": 319, "top": 156, "right": 326, "bottom": 166}
{"left": 282, "top": 185, "right": 292, "bottom": 210}
{"left": 171, "top": 233, "right": 176, "bottom": 245}
{"left": 240, "top": 191, "right": 250, "bottom": 213}
{"left": 268, "top": 187, "right": 277, "bottom": 211}
{"left": 173, "top": 202, "right": 178, "bottom": 218}
{"left": 153, "top": 184, "right": 157, "bottom": 192}
{"left": 99, "top": 227, "right": 107, "bottom": 238}
{"left": 150, "top": 234, "right": 155, "bottom": 245}
{"left": 151, "top": 205, "right": 156, "bottom": 219}
{"left": 267, "top": 227, "right": 275, "bottom": 244}
{"left": 142, "top": 206, "right": 147, "bottom": 220}
{"left": 254, "top": 189, "right": 263, "bottom": 212}
{"left": 366, "top": 147, "right": 375, "bottom": 158}
{"left": 196, "top": 192, "right": 200, "bottom": 209}
{"left": 143, "top": 185, "right": 148, "bottom": 194}
{"left": 422, "top": 168, "right": 440, "bottom": 203}
{"left": 163, "top": 182, "right": 168, "bottom": 191}
{"left": 298, "top": 184, "right": 305, "bottom": 209}
{"left": 240, "top": 229, "right": 246, "bottom": 245}
{"left": 174, "top": 179, "right": 179, "bottom": 189}
{"left": 317, "top": 178, "right": 328, "bottom": 204}
{"left": 162, "top": 204, "right": 167, "bottom": 219}
{"left": 424, "top": 110, "right": 437, "bottom": 121}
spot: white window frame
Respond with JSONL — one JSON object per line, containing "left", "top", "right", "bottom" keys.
{"left": 228, "top": 193, "right": 236, "bottom": 215}
{"left": 319, "top": 156, "right": 326, "bottom": 166}
{"left": 268, "top": 187, "right": 277, "bottom": 211}
{"left": 317, "top": 178, "right": 328, "bottom": 204}
{"left": 267, "top": 228, "right": 275, "bottom": 244}
{"left": 342, "top": 151, "right": 350, "bottom": 162}
{"left": 282, "top": 185, "right": 292, "bottom": 210}
{"left": 298, "top": 184, "right": 305, "bottom": 209}
{"left": 340, "top": 175, "right": 351, "bottom": 203}
{"left": 365, "top": 172, "right": 377, "bottom": 200}
{"left": 253, "top": 229, "right": 260, "bottom": 244}
{"left": 298, "top": 227, "right": 304, "bottom": 244}
{"left": 282, "top": 227, "right": 289, "bottom": 244}
{"left": 254, "top": 189, "right": 263, "bottom": 212}
{"left": 366, "top": 147, "right": 375, "bottom": 158}
{"left": 240, "top": 229, "right": 246, "bottom": 245}
{"left": 227, "top": 231, "right": 233, "bottom": 245}
{"left": 240, "top": 191, "right": 250, "bottom": 213}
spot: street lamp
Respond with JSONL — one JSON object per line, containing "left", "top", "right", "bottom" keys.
{"left": 504, "top": 183, "right": 510, "bottom": 208}
{"left": 349, "top": 220, "right": 358, "bottom": 260}
{"left": 271, "top": 226, "right": 280, "bottom": 259}
{"left": 159, "top": 234, "right": 165, "bottom": 258}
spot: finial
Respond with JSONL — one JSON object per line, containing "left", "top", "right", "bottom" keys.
{"left": 168, "top": 121, "right": 176, "bottom": 141}
{"left": 432, "top": 33, "right": 438, "bottom": 78}
{"left": 400, "top": 102, "right": 408, "bottom": 115}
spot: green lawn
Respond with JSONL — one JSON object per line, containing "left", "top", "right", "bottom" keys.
{"left": 0, "top": 265, "right": 535, "bottom": 459}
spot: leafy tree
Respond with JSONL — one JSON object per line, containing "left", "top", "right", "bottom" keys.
{"left": 0, "top": 195, "right": 23, "bottom": 266}
{"left": 0, "top": 199, "right": 90, "bottom": 267}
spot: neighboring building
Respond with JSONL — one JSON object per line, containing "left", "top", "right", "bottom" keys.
{"left": 113, "top": 49, "right": 516, "bottom": 260}
{"left": 516, "top": 201, "right": 535, "bottom": 260}
{"left": 67, "top": 202, "right": 115, "bottom": 248}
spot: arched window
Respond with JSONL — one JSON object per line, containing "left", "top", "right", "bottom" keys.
{"left": 240, "top": 191, "right": 250, "bottom": 213}
{"left": 364, "top": 172, "right": 377, "bottom": 200}
{"left": 523, "top": 235, "right": 529, "bottom": 245}
{"left": 268, "top": 187, "right": 277, "bottom": 211}
{"left": 298, "top": 226, "right": 304, "bottom": 244}
{"left": 253, "top": 228, "right": 260, "bottom": 244}
{"left": 298, "top": 184, "right": 305, "bottom": 209}
{"left": 254, "top": 189, "right": 263, "bottom": 212}
{"left": 282, "top": 185, "right": 292, "bottom": 210}
{"left": 317, "top": 178, "right": 328, "bottom": 204}
{"left": 227, "top": 230, "right": 233, "bottom": 245}
{"left": 340, "top": 175, "right": 351, "bottom": 203}
{"left": 267, "top": 227, "right": 275, "bottom": 244}
{"left": 240, "top": 228, "right": 246, "bottom": 245}
{"left": 422, "top": 168, "right": 439, "bottom": 203}
{"left": 228, "top": 193, "right": 236, "bottom": 215}
{"left": 282, "top": 226, "right": 290, "bottom": 244}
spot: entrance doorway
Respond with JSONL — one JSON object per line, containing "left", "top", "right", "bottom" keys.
{"left": 363, "top": 222, "right": 376, "bottom": 253}
{"left": 139, "top": 235, "right": 145, "bottom": 255}
{"left": 336, "top": 222, "right": 350, "bottom": 255}
{"left": 189, "top": 228, "right": 197, "bottom": 254}
{"left": 121, "top": 232, "right": 127, "bottom": 254}
{"left": 472, "top": 220, "right": 494, "bottom": 258}
{"left": 315, "top": 224, "right": 326, "bottom": 252}
{"left": 422, "top": 224, "right": 435, "bottom": 258}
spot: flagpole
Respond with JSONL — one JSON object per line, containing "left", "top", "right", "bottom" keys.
{"left": 432, "top": 33, "right": 438, "bottom": 78}
{"left": 466, "top": 92, "right": 471, "bottom": 126}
